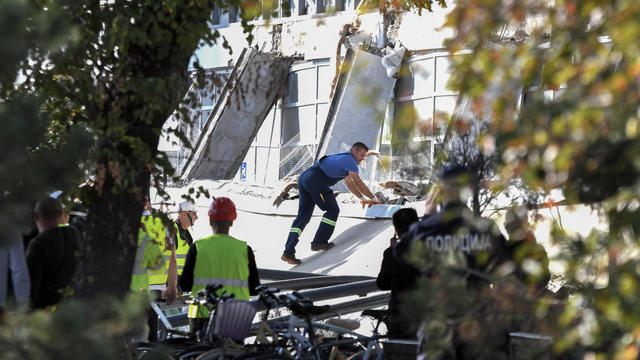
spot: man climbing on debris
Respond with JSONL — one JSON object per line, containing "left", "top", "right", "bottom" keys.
{"left": 281, "top": 142, "right": 379, "bottom": 265}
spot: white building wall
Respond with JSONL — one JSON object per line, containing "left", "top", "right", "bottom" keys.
{"left": 397, "top": 8, "right": 454, "bottom": 52}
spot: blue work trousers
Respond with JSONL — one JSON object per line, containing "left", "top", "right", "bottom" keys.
{"left": 284, "top": 165, "right": 340, "bottom": 255}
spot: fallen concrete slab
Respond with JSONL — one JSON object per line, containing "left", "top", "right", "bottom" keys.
{"left": 181, "top": 48, "right": 293, "bottom": 180}
{"left": 316, "top": 47, "right": 397, "bottom": 159}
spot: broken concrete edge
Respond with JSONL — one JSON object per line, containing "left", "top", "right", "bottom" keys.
{"left": 207, "top": 53, "right": 294, "bottom": 179}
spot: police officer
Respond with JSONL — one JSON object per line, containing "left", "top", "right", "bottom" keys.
{"left": 394, "top": 163, "right": 512, "bottom": 357}
{"left": 179, "top": 196, "right": 260, "bottom": 337}
{"left": 504, "top": 206, "right": 550, "bottom": 294}
{"left": 281, "top": 142, "right": 378, "bottom": 265}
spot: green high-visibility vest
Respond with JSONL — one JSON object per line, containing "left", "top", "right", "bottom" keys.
{"left": 130, "top": 228, "right": 163, "bottom": 292}
{"left": 161, "top": 223, "right": 190, "bottom": 276}
{"left": 141, "top": 215, "right": 169, "bottom": 286}
{"left": 188, "top": 234, "right": 249, "bottom": 318}
{"left": 173, "top": 224, "right": 190, "bottom": 276}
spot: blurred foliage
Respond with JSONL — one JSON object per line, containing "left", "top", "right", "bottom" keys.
{"left": 0, "top": 0, "right": 91, "bottom": 243}
{"left": 0, "top": 294, "right": 147, "bottom": 359}
{"left": 359, "top": 0, "right": 446, "bottom": 13}
{"left": 19, "top": 0, "right": 226, "bottom": 199}
{"left": 394, "top": 0, "right": 640, "bottom": 357}
{"left": 445, "top": 120, "right": 498, "bottom": 215}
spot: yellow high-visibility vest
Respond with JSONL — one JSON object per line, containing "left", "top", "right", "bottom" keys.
{"left": 130, "top": 227, "right": 163, "bottom": 292}
{"left": 187, "top": 234, "right": 249, "bottom": 318}
{"left": 174, "top": 223, "right": 190, "bottom": 276}
{"left": 141, "top": 215, "right": 169, "bottom": 286}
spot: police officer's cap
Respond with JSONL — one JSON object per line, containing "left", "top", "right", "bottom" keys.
{"left": 438, "top": 163, "right": 472, "bottom": 184}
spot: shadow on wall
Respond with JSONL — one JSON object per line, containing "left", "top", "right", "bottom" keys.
{"left": 294, "top": 219, "right": 391, "bottom": 274}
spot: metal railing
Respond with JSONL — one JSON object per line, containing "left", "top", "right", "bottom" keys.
{"left": 265, "top": 275, "right": 374, "bottom": 291}
{"left": 259, "top": 268, "right": 327, "bottom": 280}
{"left": 160, "top": 269, "right": 388, "bottom": 329}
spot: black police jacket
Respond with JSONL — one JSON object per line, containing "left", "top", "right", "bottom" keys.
{"left": 400, "top": 202, "right": 510, "bottom": 281}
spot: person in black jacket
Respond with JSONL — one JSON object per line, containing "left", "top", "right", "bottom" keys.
{"left": 175, "top": 200, "right": 197, "bottom": 248}
{"left": 376, "top": 207, "right": 420, "bottom": 339}
{"left": 27, "top": 197, "right": 79, "bottom": 310}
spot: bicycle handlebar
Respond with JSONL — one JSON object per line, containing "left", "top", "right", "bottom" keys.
{"left": 279, "top": 293, "right": 330, "bottom": 317}
{"left": 255, "top": 286, "right": 330, "bottom": 317}
{"left": 184, "top": 283, "right": 234, "bottom": 306}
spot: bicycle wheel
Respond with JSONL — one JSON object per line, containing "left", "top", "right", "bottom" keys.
{"left": 136, "top": 345, "right": 178, "bottom": 360}
{"left": 345, "top": 348, "right": 385, "bottom": 360}
{"left": 194, "top": 347, "right": 247, "bottom": 360}
{"left": 234, "top": 351, "right": 290, "bottom": 360}
{"left": 176, "top": 345, "right": 217, "bottom": 360}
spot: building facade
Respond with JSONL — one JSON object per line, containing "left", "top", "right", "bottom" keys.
{"left": 163, "top": 2, "right": 459, "bottom": 187}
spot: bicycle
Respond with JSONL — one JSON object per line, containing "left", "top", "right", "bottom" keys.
{"left": 236, "top": 290, "right": 387, "bottom": 360}
{"left": 134, "top": 284, "right": 253, "bottom": 360}
{"left": 196, "top": 285, "right": 290, "bottom": 360}
{"left": 168, "top": 286, "right": 388, "bottom": 360}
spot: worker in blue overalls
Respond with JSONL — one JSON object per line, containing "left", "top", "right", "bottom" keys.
{"left": 281, "top": 142, "right": 379, "bottom": 265}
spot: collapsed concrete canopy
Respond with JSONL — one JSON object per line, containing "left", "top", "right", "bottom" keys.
{"left": 316, "top": 48, "right": 397, "bottom": 160}
{"left": 181, "top": 48, "right": 293, "bottom": 180}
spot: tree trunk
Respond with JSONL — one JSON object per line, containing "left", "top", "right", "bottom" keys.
{"left": 73, "top": 166, "right": 150, "bottom": 298}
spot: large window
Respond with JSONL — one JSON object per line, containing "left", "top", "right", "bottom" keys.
{"left": 279, "top": 59, "right": 331, "bottom": 179}
{"left": 394, "top": 51, "right": 457, "bottom": 142}
{"left": 389, "top": 51, "right": 458, "bottom": 179}
{"left": 211, "top": 6, "right": 239, "bottom": 26}
{"left": 237, "top": 58, "right": 332, "bottom": 183}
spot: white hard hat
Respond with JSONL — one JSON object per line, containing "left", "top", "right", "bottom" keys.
{"left": 179, "top": 200, "right": 196, "bottom": 212}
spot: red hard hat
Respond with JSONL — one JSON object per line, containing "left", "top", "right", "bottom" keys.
{"left": 208, "top": 197, "right": 237, "bottom": 221}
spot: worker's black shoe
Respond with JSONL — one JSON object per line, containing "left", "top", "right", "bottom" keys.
{"left": 281, "top": 252, "right": 302, "bottom": 265}
{"left": 311, "top": 242, "right": 335, "bottom": 251}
